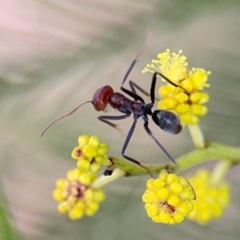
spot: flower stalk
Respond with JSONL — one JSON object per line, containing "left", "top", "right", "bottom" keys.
{"left": 104, "top": 142, "right": 240, "bottom": 177}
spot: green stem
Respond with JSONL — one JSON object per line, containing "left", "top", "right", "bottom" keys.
{"left": 108, "top": 142, "right": 240, "bottom": 177}
{"left": 107, "top": 156, "right": 175, "bottom": 176}
{"left": 92, "top": 168, "right": 126, "bottom": 189}
{"left": 177, "top": 141, "right": 240, "bottom": 171}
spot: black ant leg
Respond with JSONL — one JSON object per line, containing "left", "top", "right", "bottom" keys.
{"left": 121, "top": 32, "right": 151, "bottom": 87}
{"left": 121, "top": 70, "right": 158, "bottom": 108}
{"left": 127, "top": 80, "right": 159, "bottom": 102}
{"left": 120, "top": 33, "right": 151, "bottom": 103}
{"left": 125, "top": 71, "right": 187, "bottom": 104}
{"left": 129, "top": 81, "right": 150, "bottom": 98}
{"left": 121, "top": 117, "right": 152, "bottom": 175}
{"left": 120, "top": 86, "right": 145, "bottom": 103}
{"left": 98, "top": 114, "right": 131, "bottom": 129}
{"left": 126, "top": 81, "right": 141, "bottom": 102}
{"left": 144, "top": 120, "right": 196, "bottom": 198}
{"left": 148, "top": 71, "right": 189, "bottom": 106}
{"left": 99, "top": 114, "right": 152, "bottom": 175}
{"left": 143, "top": 120, "right": 176, "bottom": 165}
{"left": 150, "top": 71, "right": 159, "bottom": 104}
{"left": 154, "top": 72, "right": 189, "bottom": 95}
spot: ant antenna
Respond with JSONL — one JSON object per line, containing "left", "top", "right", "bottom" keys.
{"left": 41, "top": 101, "right": 92, "bottom": 137}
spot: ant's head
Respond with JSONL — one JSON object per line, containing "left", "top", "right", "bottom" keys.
{"left": 92, "top": 85, "right": 114, "bottom": 111}
{"left": 152, "top": 110, "right": 182, "bottom": 135}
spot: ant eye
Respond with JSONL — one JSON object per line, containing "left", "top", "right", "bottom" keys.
{"left": 152, "top": 110, "right": 182, "bottom": 134}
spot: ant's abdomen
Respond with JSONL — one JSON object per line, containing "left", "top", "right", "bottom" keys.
{"left": 152, "top": 110, "right": 182, "bottom": 134}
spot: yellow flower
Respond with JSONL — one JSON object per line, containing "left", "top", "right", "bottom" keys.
{"left": 142, "top": 49, "right": 211, "bottom": 125}
{"left": 53, "top": 168, "right": 105, "bottom": 220}
{"left": 187, "top": 169, "right": 230, "bottom": 224}
{"left": 71, "top": 135, "right": 110, "bottom": 172}
{"left": 142, "top": 49, "right": 188, "bottom": 83}
{"left": 142, "top": 173, "right": 195, "bottom": 225}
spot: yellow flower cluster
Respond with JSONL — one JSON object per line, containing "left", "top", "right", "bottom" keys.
{"left": 187, "top": 170, "right": 230, "bottom": 224}
{"left": 142, "top": 173, "right": 195, "bottom": 224}
{"left": 53, "top": 168, "right": 105, "bottom": 220}
{"left": 71, "top": 135, "right": 109, "bottom": 172}
{"left": 142, "top": 49, "right": 211, "bottom": 125}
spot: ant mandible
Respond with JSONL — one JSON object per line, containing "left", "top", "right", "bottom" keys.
{"left": 41, "top": 35, "right": 189, "bottom": 177}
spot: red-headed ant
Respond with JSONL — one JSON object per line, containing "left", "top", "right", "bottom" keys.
{"left": 41, "top": 36, "right": 191, "bottom": 184}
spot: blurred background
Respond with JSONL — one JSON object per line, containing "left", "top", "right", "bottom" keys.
{"left": 1, "top": 0, "right": 240, "bottom": 239}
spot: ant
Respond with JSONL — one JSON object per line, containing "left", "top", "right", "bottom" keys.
{"left": 41, "top": 36, "right": 190, "bottom": 184}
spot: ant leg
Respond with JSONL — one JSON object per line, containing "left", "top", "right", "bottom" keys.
{"left": 119, "top": 32, "right": 151, "bottom": 103}
{"left": 99, "top": 114, "right": 152, "bottom": 175}
{"left": 121, "top": 70, "right": 177, "bottom": 105}
{"left": 129, "top": 80, "right": 160, "bottom": 102}
{"left": 149, "top": 71, "right": 185, "bottom": 105}
{"left": 154, "top": 72, "right": 189, "bottom": 95}
{"left": 143, "top": 120, "right": 196, "bottom": 198}
{"left": 129, "top": 80, "right": 147, "bottom": 96}
{"left": 143, "top": 120, "right": 176, "bottom": 164}
{"left": 123, "top": 71, "right": 187, "bottom": 105}
{"left": 98, "top": 114, "right": 131, "bottom": 130}
{"left": 121, "top": 32, "right": 151, "bottom": 87}
{"left": 121, "top": 118, "right": 152, "bottom": 175}
{"left": 120, "top": 86, "right": 145, "bottom": 103}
